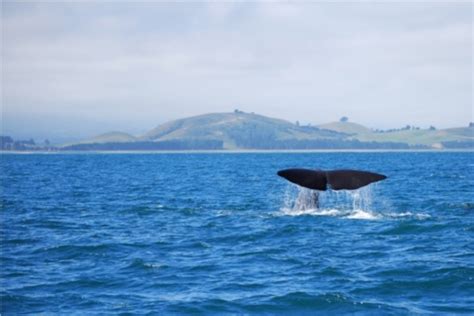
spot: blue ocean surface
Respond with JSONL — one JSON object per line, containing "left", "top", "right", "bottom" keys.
{"left": 1, "top": 152, "right": 473, "bottom": 315}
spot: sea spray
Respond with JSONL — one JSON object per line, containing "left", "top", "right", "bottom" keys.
{"left": 282, "top": 185, "right": 319, "bottom": 211}
{"left": 281, "top": 184, "right": 379, "bottom": 219}
{"left": 280, "top": 184, "right": 427, "bottom": 220}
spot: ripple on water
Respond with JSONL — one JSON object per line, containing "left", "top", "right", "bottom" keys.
{"left": 2, "top": 152, "right": 473, "bottom": 315}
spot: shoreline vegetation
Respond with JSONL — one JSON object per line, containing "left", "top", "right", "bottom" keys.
{"left": 2, "top": 111, "right": 473, "bottom": 151}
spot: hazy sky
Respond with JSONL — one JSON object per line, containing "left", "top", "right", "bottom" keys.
{"left": 2, "top": 1, "right": 473, "bottom": 142}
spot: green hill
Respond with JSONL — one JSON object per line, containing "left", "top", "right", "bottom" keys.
{"left": 65, "top": 112, "right": 473, "bottom": 150}
{"left": 70, "top": 131, "right": 136, "bottom": 145}
{"left": 140, "top": 112, "right": 346, "bottom": 149}
{"left": 317, "top": 121, "right": 372, "bottom": 135}
{"left": 354, "top": 127, "right": 473, "bottom": 147}
{"left": 317, "top": 121, "right": 473, "bottom": 148}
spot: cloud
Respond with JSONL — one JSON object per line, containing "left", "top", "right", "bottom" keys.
{"left": 2, "top": 1, "right": 472, "bottom": 141}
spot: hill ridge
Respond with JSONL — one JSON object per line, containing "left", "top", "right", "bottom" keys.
{"left": 64, "top": 111, "right": 473, "bottom": 150}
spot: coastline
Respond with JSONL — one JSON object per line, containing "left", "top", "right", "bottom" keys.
{"left": 2, "top": 148, "right": 473, "bottom": 154}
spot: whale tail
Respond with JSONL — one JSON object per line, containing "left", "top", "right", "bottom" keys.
{"left": 277, "top": 168, "right": 386, "bottom": 191}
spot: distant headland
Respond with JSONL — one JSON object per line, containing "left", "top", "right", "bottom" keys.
{"left": 2, "top": 111, "right": 473, "bottom": 151}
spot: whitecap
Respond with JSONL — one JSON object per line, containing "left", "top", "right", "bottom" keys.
{"left": 386, "top": 211, "right": 431, "bottom": 220}
{"left": 280, "top": 207, "right": 344, "bottom": 217}
{"left": 345, "top": 209, "right": 380, "bottom": 220}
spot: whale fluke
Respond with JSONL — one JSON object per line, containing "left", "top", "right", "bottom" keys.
{"left": 277, "top": 168, "right": 386, "bottom": 191}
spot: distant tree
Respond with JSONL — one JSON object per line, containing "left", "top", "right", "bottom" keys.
{"left": 0, "top": 136, "right": 13, "bottom": 144}
{"left": 339, "top": 116, "right": 349, "bottom": 122}
{"left": 295, "top": 121, "right": 300, "bottom": 126}
{"left": 469, "top": 122, "right": 474, "bottom": 128}
{"left": 44, "top": 139, "right": 50, "bottom": 146}
{"left": 0, "top": 136, "right": 14, "bottom": 150}
{"left": 24, "top": 139, "right": 36, "bottom": 145}
{"left": 429, "top": 126, "right": 436, "bottom": 131}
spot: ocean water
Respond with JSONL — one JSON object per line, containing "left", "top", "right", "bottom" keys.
{"left": 1, "top": 152, "right": 473, "bottom": 315}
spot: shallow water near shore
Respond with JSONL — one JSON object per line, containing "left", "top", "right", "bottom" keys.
{"left": 1, "top": 152, "right": 473, "bottom": 314}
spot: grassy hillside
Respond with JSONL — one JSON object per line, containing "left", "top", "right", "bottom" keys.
{"left": 317, "top": 121, "right": 372, "bottom": 135}
{"left": 67, "top": 112, "right": 473, "bottom": 150}
{"left": 355, "top": 128, "right": 472, "bottom": 146}
{"left": 318, "top": 122, "right": 473, "bottom": 148}
{"left": 445, "top": 127, "right": 474, "bottom": 138}
{"left": 70, "top": 131, "right": 136, "bottom": 145}
{"left": 141, "top": 112, "right": 346, "bottom": 149}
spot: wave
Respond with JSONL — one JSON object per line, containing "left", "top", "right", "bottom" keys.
{"left": 279, "top": 207, "right": 380, "bottom": 220}
{"left": 279, "top": 207, "right": 431, "bottom": 221}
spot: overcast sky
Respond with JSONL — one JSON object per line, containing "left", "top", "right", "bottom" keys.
{"left": 2, "top": 1, "right": 473, "bottom": 142}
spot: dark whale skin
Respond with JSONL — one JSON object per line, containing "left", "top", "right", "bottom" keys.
{"left": 277, "top": 168, "right": 386, "bottom": 191}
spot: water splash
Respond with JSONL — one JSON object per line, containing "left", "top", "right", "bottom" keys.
{"left": 283, "top": 186, "right": 320, "bottom": 211}
{"left": 280, "top": 185, "right": 379, "bottom": 220}
{"left": 280, "top": 185, "right": 430, "bottom": 221}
